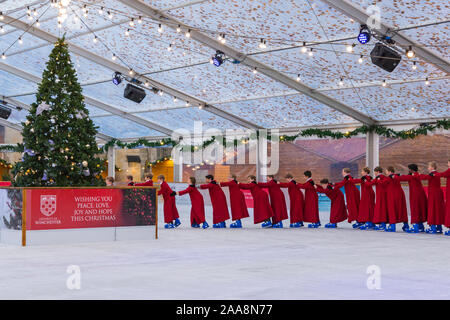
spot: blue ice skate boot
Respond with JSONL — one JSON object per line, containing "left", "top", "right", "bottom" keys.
{"left": 272, "top": 221, "right": 283, "bottom": 228}
{"left": 308, "top": 222, "right": 321, "bottom": 228}
{"left": 360, "top": 222, "right": 374, "bottom": 230}
{"left": 202, "top": 222, "right": 209, "bottom": 229}
{"left": 174, "top": 218, "right": 181, "bottom": 227}
{"left": 385, "top": 224, "right": 396, "bottom": 232}
{"left": 290, "top": 222, "right": 301, "bottom": 228}
{"left": 352, "top": 222, "right": 364, "bottom": 229}
{"left": 220, "top": 221, "right": 227, "bottom": 228}
{"left": 373, "top": 223, "right": 386, "bottom": 231}
{"left": 298, "top": 221, "right": 304, "bottom": 227}
{"left": 191, "top": 223, "right": 200, "bottom": 228}
{"left": 325, "top": 223, "right": 337, "bottom": 228}
{"left": 213, "top": 223, "right": 222, "bottom": 228}
{"left": 407, "top": 223, "right": 420, "bottom": 233}
{"left": 425, "top": 225, "right": 438, "bottom": 234}
{"left": 402, "top": 222, "right": 410, "bottom": 232}
{"left": 262, "top": 220, "right": 272, "bottom": 228}
{"left": 445, "top": 229, "right": 450, "bottom": 236}
{"left": 418, "top": 223, "right": 425, "bottom": 232}
{"left": 164, "top": 223, "right": 175, "bottom": 229}
{"left": 230, "top": 219, "right": 242, "bottom": 228}
{"left": 437, "top": 225, "right": 443, "bottom": 234}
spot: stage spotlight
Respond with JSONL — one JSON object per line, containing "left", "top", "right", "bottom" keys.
{"left": 0, "top": 101, "right": 12, "bottom": 120}
{"left": 357, "top": 25, "right": 371, "bottom": 44}
{"left": 212, "top": 51, "right": 225, "bottom": 67}
{"left": 112, "top": 72, "right": 122, "bottom": 85}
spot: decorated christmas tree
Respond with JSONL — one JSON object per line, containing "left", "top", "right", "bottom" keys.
{"left": 12, "top": 37, "right": 105, "bottom": 186}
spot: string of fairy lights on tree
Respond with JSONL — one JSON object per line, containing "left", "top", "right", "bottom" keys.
{"left": 0, "top": 0, "right": 446, "bottom": 92}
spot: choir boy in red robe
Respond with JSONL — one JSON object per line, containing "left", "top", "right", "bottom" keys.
{"left": 157, "top": 174, "right": 180, "bottom": 229}
{"left": 434, "top": 160, "right": 450, "bottom": 236}
{"left": 219, "top": 174, "right": 249, "bottom": 228}
{"left": 395, "top": 164, "right": 427, "bottom": 233}
{"left": 239, "top": 175, "right": 273, "bottom": 228}
{"left": 420, "top": 161, "right": 446, "bottom": 234}
{"left": 105, "top": 176, "right": 115, "bottom": 186}
{"left": 279, "top": 173, "right": 304, "bottom": 228}
{"left": 365, "top": 167, "right": 388, "bottom": 231}
{"left": 177, "top": 177, "right": 209, "bottom": 229}
{"left": 384, "top": 167, "right": 409, "bottom": 232}
{"left": 258, "top": 175, "right": 289, "bottom": 228}
{"left": 200, "top": 175, "right": 230, "bottom": 228}
{"left": 126, "top": 175, "right": 135, "bottom": 186}
{"left": 350, "top": 167, "right": 375, "bottom": 230}
{"left": 334, "top": 168, "right": 361, "bottom": 228}
{"left": 297, "top": 171, "right": 320, "bottom": 228}
{"left": 315, "top": 179, "right": 347, "bottom": 228}
{"left": 135, "top": 173, "right": 154, "bottom": 186}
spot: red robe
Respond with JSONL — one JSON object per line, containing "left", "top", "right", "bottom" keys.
{"left": 366, "top": 175, "right": 389, "bottom": 224}
{"left": 420, "top": 171, "right": 446, "bottom": 225}
{"left": 128, "top": 182, "right": 135, "bottom": 186}
{"left": 239, "top": 182, "right": 274, "bottom": 224}
{"left": 135, "top": 180, "right": 154, "bottom": 187}
{"left": 316, "top": 184, "right": 347, "bottom": 223}
{"left": 395, "top": 173, "right": 427, "bottom": 224}
{"left": 200, "top": 181, "right": 230, "bottom": 224}
{"left": 157, "top": 181, "right": 179, "bottom": 223}
{"left": 220, "top": 180, "right": 250, "bottom": 221}
{"left": 435, "top": 169, "right": 450, "bottom": 227}
{"left": 258, "top": 180, "right": 289, "bottom": 223}
{"left": 334, "top": 175, "right": 360, "bottom": 223}
{"left": 351, "top": 175, "right": 375, "bottom": 223}
{"left": 178, "top": 185, "right": 206, "bottom": 225}
{"left": 385, "top": 174, "right": 408, "bottom": 224}
{"left": 279, "top": 180, "right": 304, "bottom": 223}
{"left": 297, "top": 179, "right": 320, "bottom": 223}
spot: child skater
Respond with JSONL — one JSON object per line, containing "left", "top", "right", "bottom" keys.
{"left": 279, "top": 173, "right": 304, "bottom": 228}
{"left": 315, "top": 179, "right": 347, "bottom": 228}
{"left": 297, "top": 171, "right": 320, "bottom": 228}
{"left": 157, "top": 174, "right": 180, "bottom": 229}
{"left": 420, "top": 161, "right": 446, "bottom": 234}
{"left": 135, "top": 173, "right": 154, "bottom": 186}
{"left": 200, "top": 175, "right": 230, "bottom": 228}
{"left": 433, "top": 159, "right": 450, "bottom": 236}
{"left": 365, "top": 167, "right": 388, "bottom": 231}
{"left": 384, "top": 167, "right": 409, "bottom": 232}
{"left": 334, "top": 168, "right": 361, "bottom": 228}
{"left": 350, "top": 167, "right": 375, "bottom": 230}
{"left": 220, "top": 174, "right": 249, "bottom": 228}
{"left": 239, "top": 175, "right": 274, "bottom": 228}
{"left": 394, "top": 164, "right": 427, "bottom": 233}
{"left": 177, "top": 177, "right": 209, "bottom": 229}
{"left": 258, "top": 175, "right": 289, "bottom": 228}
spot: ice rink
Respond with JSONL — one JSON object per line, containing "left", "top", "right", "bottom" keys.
{"left": 0, "top": 204, "right": 449, "bottom": 300}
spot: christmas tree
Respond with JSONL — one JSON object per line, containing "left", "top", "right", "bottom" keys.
{"left": 12, "top": 37, "right": 105, "bottom": 186}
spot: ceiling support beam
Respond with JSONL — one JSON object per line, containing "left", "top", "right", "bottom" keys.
{"left": 2, "top": 14, "right": 261, "bottom": 130}
{"left": 320, "top": 0, "right": 450, "bottom": 74}
{"left": 119, "top": 0, "right": 376, "bottom": 126}
{"left": 0, "top": 62, "right": 173, "bottom": 136}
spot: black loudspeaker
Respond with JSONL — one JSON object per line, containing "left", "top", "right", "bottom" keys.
{"left": 0, "top": 104, "right": 12, "bottom": 119}
{"left": 370, "top": 43, "right": 402, "bottom": 72}
{"left": 124, "top": 83, "right": 146, "bottom": 103}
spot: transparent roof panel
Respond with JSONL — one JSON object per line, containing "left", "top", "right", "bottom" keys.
{"left": 0, "top": 70, "right": 37, "bottom": 96}
{"left": 92, "top": 115, "right": 162, "bottom": 139}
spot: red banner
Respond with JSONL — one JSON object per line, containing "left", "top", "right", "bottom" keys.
{"left": 26, "top": 188, "right": 157, "bottom": 230}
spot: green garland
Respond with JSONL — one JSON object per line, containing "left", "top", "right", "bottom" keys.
{"left": 145, "top": 156, "right": 173, "bottom": 167}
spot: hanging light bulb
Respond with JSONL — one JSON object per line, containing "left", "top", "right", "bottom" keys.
{"left": 186, "top": 101, "right": 190, "bottom": 106}
{"left": 220, "top": 34, "right": 226, "bottom": 44}
{"left": 198, "top": 104, "right": 204, "bottom": 109}
{"left": 93, "top": 35, "right": 98, "bottom": 43}
{"left": 144, "top": 81, "right": 149, "bottom": 87}
{"left": 185, "top": 29, "right": 191, "bottom": 38}
{"left": 425, "top": 77, "right": 430, "bottom": 85}
{"left": 296, "top": 74, "right": 300, "bottom": 82}
{"left": 176, "top": 25, "right": 181, "bottom": 33}
{"left": 107, "top": 11, "right": 113, "bottom": 19}
{"left": 158, "top": 90, "right": 163, "bottom": 96}
{"left": 0, "top": 12, "right": 4, "bottom": 20}
{"left": 382, "top": 80, "right": 387, "bottom": 87}
{"left": 158, "top": 24, "right": 163, "bottom": 33}
{"left": 346, "top": 44, "right": 355, "bottom": 53}
{"left": 111, "top": 53, "right": 116, "bottom": 61}
{"left": 1, "top": 53, "right": 6, "bottom": 60}
{"left": 129, "top": 18, "right": 135, "bottom": 27}
{"left": 358, "top": 55, "right": 363, "bottom": 64}
{"left": 167, "top": 44, "right": 173, "bottom": 51}
{"left": 83, "top": 10, "right": 88, "bottom": 18}
{"left": 129, "top": 69, "right": 134, "bottom": 76}
{"left": 18, "top": 37, "right": 23, "bottom": 44}
{"left": 125, "top": 29, "right": 130, "bottom": 36}
{"left": 0, "top": 26, "right": 4, "bottom": 33}
{"left": 27, "top": 6, "right": 31, "bottom": 14}
{"left": 253, "top": 67, "right": 258, "bottom": 74}
{"left": 217, "top": 33, "right": 223, "bottom": 41}
{"left": 98, "top": 7, "right": 104, "bottom": 14}
{"left": 259, "top": 38, "right": 267, "bottom": 49}
{"left": 57, "top": 21, "right": 62, "bottom": 28}
{"left": 308, "top": 48, "right": 314, "bottom": 57}
{"left": 33, "top": 9, "right": 38, "bottom": 16}
{"left": 36, "top": 19, "right": 40, "bottom": 27}
{"left": 300, "top": 42, "right": 307, "bottom": 53}
{"left": 173, "top": 97, "right": 178, "bottom": 102}
{"left": 60, "top": 0, "right": 71, "bottom": 6}
{"left": 138, "top": 16, "right": 142, "bottom": 24}
{"left": 27, "top": 13, "right": 33, "bottom": 21}
{"left": 412, "top": 61, "right": 417, "bottom": 70}
{"left": 339, "top": 77, "right": 344, "bottom": 86}
{"left": 406, "top": 46, "right": 415, "bottom": 58}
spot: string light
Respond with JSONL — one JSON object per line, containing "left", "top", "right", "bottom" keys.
{"left": 57, "top": 21, "right": 62, "bottom": 28}
{"left": 107, "top": 11, "right": 113, "bottom": 19}
{"left": 412, "top": 61, "right": 417, "bottom": 70}
{"left": 296, "top": 74, "right": 300, "bottom": 82}
{"left": 167, "top": 44, "right": 173, "bottom": 51}
{"left": 253, "top": 67, "right": 258, "bottom": 74}
{"left": 0, "top": 12, "right": 3, "bottom": 20}
{"left": 339, "top": 77, "right": 344, "bottom": 86}
{"left": 33, "top": 9, "right": 38, "bottom": 16}
{"left": 217, "top": 33, "right": 223, "bottom": 41}
{"left": 18, "top": 37, "right": 23, "bottom": 45}
{"left": 98, "top": 7, "right": 104, "bottom": 14}
{"left": 1, "top": 53, "right": 6, "bottom": 60}
{"left": 83, "top": 10, "right": 88, "bottom": 18}
{"left": 36, "top": 19, "right": 40, "bottom": 27}
{"left": 358, "top": 55, "right": 363, "bottom": 63}
{"left": 173, "top": 97, "right": 178, "bottom": 102}
{"left": 382, "top": 79, "right": 387, "bottom": 87}
{"left": 27, "top": 6, "right": 31, "bottom": 14}
{"left": 0, "top": 26, "right": 4, "bottom": 33}
{"left": 259, "top": 38, "right": 267, "bottom": 49}
{"left": 158, "top": 24, "right": 163, "bottom": 33}
{"left": 406, "top": 46, "right": 415, "bottom": 58}
{"left": 144, "top": 81, "right": 149, "bottom": 87}
{"left": 27, "top": 13, "right": 33, "bottom": 21}
{"left": 176, "top": 25, "right": 181, "bottom": 33}
{"left": 346, "top": 44, "right": 355, "bottom": 53}
{"left": 199, "top": 104, "right": 204, "bottom": 109}
{"left": 186, "top": 101, "right": 190, "bottom": 106}
{"left": 425, "top": 77, "right": 430, "bottom": 85}
{"left": 93, "top": 36, "right": 98, "bottom": 43}
{"left": 129, "top": 18, "right": 135, "bottom": 27}
{"left": 308, "top": 48, "right": 314, "bottom": 57}
{"left": 125, "top": 29, "right": 130, "bottom": 36}
{"left": 185, "top": 29, "right": 191, "bottom": 38}
{"left": 138, "top": 16, "right": 142, "bottom": 24}
{"left": 111, "top": 53, "right": 116, "bottom": 61}
{"left": 220, "top": 34, "right": 226, "bottom": 44}
{"left": 129, "top": 69, "right": 134, "bottom": 76}
{"left": 158, "top": 90, "right": 163, "bottom": 96}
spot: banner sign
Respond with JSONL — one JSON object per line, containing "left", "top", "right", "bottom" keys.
{"left": 25, "top": 188, "right": 157, "bottom": 230}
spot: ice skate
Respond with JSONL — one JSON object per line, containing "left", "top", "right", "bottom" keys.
{"left": 407, "top": 223, "right": 420, "bottom": 233}
{"left": 436, "top": 225, "right": 443, "bottom": 234}
{"left": 402, "top": 222, "right": 410, "bottom": 232}
{"left": 308, "top": 222, "right": 320, "bottom": 228}
{"left": 352, "top": 222, "right": 363, "bottom": 229}
{"left": 174, "top": 218, "right": 181, "bottom": 227}
{"left": 202, "top": 222, "right": 209, "bottom": 229}
{"left": 289, "top": 222, "right": 300, "bottom": 228}
{"left": 445, "top": 230, "right": 450, "bottom": 236}
{"left": 220, "top": 221, "right": 227, "bottom": 228}
{"left": 191, "top": 223, "right": 200, "bottom": 228}
{"left": 425, "top": 225, "right": 438, "bottom": 234}
{"left": 325, "top": 223, "right": 337, "bottom": 228}
{"left": 230, "top": 220, "right": 242, "bottom": 228}
{"left": 373, "top": 223, "right": 386, "bottom": 231}
{"left": 360, "top": 222, "right": 374, "bottom": 230}
{"left": 385, "top": 224, "right": 396, "bottom": 232}
{"left": 213, "top": 223, "right": 222, "bottom": 228}
{"left": 261, "top": 220, "right": 272, "bottom": 228}
{"left": 164, "top": 223, "right": 175, "bottom": 229}
{"left": 272, "top": 221, "right": 283, "bottom": 228}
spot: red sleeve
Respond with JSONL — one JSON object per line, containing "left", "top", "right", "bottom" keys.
{"left": 297, "top": 182, "right": 313, "bottom": 190}
{"left": 199, "top": 183, "right": 210, "bottom": 190}
{"left": 333, "top": 179, "right": 346, "bottom": 189}
{"left": 395, "top": 175, "right": 411, "bottom": 182}
{"left": 178, "top": 186, "right": 191, "bottom": 196}
{"left": 351, "top": 178, "right": 362, "bottom": 184}
{"left": 239, "top": 183, "right": 254, "bottom": 190}
{"left": 278, "top": 182, "right": 289, "bottom": 188}
{"left": 435, "top": 169, "right": 450, "bottom": 178}
{"left": 220, "top": 181, "right": 231, "bottom": 187}
{"left": 315, "top": 185, "right": 326, "bottom": 193}
{"left": 418, "top": 174, "right": 431, "bottom": 181}
{"left": 257, "top": 182, "right": 270, "bottom": 188}
{"left": 157, "top": 183, "right": 164, "bottom": 195}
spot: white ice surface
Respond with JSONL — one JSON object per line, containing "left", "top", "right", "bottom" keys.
{"left": 0, "top": 204, "right": 449, "bottom": 300}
